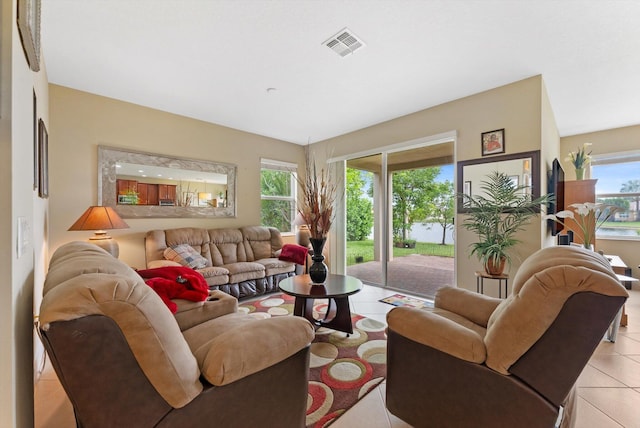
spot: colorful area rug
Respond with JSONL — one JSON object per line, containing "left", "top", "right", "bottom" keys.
{"left": 239, "top": 293, "right": 387, "bottom": 428}
{"left": 379, "top": 293, "right": 433, "bottom": 309}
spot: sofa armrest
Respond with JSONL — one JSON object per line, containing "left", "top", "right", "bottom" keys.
{"left": 146, "top": 259, "right": 182, "bottom": 269}
{"left": 435, "top": 287, "right": 502, "bottom": 327}
{"left": 387, "top": 307, "right": 486, "bottom": 363}
{"left": 173, "top": 291, "right": 238, "bottom": 331}
{"left": 195, "top": 316, "right": 314, "bottom": 386}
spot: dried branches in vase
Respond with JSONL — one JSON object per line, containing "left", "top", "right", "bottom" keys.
{"left": 294, "top": 147, "right": 339, "bottom": 284}
{"left": 295, "top": 148, "right": 338, "bottom": 240}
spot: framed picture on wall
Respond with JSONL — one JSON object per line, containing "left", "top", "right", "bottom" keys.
{"left": 38, "top": 119, "right": 48, "bottom": 198}
{"left": 17, "top": 0, "right": 42, "bottom": 72}
{"left": 481, "top": 128, "right": 505, "bottom": 156}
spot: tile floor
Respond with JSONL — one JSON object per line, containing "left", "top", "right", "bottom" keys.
{"left": 35, "top": 284, "right": 640, "bottom": 428}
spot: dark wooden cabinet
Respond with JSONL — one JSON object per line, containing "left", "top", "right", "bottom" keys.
{"left": 137, "top": 183, "right": 148, "bottom": 205}
{"left": 563, "top": 179, "right": 597, "bottom": 246}
{"left": 117, "top": 179, "right": 137, "bottom": 195}
{"left": 116, "top": 180, "right": 175, "bottom": 205}
{"left": 158, "top": 184, "right": 176, "bottom": 204}
{"left": 147, "top": 184, "right": 159, "bottom": 206}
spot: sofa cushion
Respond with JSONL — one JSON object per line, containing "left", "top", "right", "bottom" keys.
{"left": 196, "top": 266, "right": 230, "bottom": 287}
{"left": 223, "top": 262, "right": 266, "bottom": 283}
{"left": 164, "top": 244, "right": 209, "bottom": 269}
{"left": 255, "top": 257, "right": 296, "bottom": 276}
{"left": 40, "top": 242, "right": 203, "bottom": 409}
{"left": 241, "top": 226, "right": 278, "bottom": 260}
{"left": 183, "top": 314, "right": 314, "bottom": 386}
{"left": 208, "top": 229, "right": 247, "bottom": 265}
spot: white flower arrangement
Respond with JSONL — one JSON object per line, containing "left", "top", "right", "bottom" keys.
{"left": 565, "top": 143, "right": 593, "bottom": 180}
{"left": 544, "top": 202, "right": 619, "bottom": 249}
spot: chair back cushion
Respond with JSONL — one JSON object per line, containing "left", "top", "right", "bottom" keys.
{"left": 485, "top": 246, "right": 628, "bottom": 374}
{"left": 40, "top": 241, "right": 203, "bottom": 408}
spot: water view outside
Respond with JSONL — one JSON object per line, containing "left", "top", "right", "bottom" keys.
{"left": 592, "top": 160, "right": 640, "bottom": 240}
{"left": 409, "top": 223, "right": 454, "bottom": 245}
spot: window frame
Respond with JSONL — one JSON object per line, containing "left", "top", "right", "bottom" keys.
{"left": 592, "top": 151, "right": 640, "bottom": 241}
{"left": 260, "top": 159, "right": 297, "bottom": 234}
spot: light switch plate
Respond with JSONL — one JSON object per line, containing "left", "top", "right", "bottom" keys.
{"left": 17, "top": 217, "right": 30, "bottom": 258}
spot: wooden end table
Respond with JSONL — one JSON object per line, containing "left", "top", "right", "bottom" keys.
{"left": 278, "top": 273, "right": 362, "bottom": 334}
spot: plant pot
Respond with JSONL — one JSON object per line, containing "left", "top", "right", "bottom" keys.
{"left": 485, "top": 256, "right": 506, "bottom": 276}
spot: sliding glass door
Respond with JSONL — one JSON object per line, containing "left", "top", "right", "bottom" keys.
{"left": 343, "top": 141, "right": 455, "bottom": 298}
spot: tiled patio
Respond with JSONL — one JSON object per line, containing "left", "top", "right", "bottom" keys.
{"left": 346, "top": 254, "right": 454, "bottom": 298}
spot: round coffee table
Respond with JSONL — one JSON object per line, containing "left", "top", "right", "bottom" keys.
{"left": 278, "top": 273, "right": 363, "bottom": 334}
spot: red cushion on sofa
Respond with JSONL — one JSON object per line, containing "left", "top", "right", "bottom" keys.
{"left": 278, "top": 244, "right": 308, "bottom": 265}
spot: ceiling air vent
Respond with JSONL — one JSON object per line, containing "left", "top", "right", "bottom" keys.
{"left": 323, "top": 28, "right": 365, "bottom": 57}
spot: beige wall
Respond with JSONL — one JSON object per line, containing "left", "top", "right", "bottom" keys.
{"left": 1, "top": 0, "right": 51, "bottom": 426}
{"left": 48, "top": 85, "right": 305, "bottom": 268}
{"left": 314, "top": 76, "right": 551, "bottom": 294}
{"left": 540, "top": 78, "right": 561, "bottom": 248}
{"left": 560, "top": 125, "right": 640, "bottom": 277}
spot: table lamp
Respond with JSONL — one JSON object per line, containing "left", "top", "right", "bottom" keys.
{"left": 68, "top": 206, "right": 129, "bottom": 258}
{"left": 294, "top": 213, "right": 311, "bottom": 248}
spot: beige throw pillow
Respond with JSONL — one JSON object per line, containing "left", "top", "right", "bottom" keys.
{"left": 164, "top": 244, "right": 209, "bottom": 269}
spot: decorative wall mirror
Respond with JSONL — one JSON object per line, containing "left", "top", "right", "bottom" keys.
{"left": 457, "top": 150, "right": 541, "bottom": 213}
{"left": 98, "top": 145, "right": 237, "bottom": 218}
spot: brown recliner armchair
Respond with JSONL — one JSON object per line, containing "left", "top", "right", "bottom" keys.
{"left": 39, "top": 241, "right": 315, "bottom": 428}
{"left": 386, "top": 246, "right": 628, "bottom": 428}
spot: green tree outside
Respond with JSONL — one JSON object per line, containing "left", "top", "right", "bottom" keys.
{"left": 346, "top": 168, "right": 374, "bottom": 241}
{"left": 425, "top": 180, "right": 455, "bottom": 245}
{"left": 260, "top": 169, "right": 294, "bottom": 232}
{"left": 391, "top": 167, "right": 440, "bottom": 241}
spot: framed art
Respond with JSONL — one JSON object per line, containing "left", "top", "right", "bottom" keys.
{"left": 38, "top": 119, "right": 48, "bottom": 198}
{"left": 17, "top": 0, "right": 41, "bottom": 72}
{"left": 481, "top": 128, "right": 505, "bottom": 156}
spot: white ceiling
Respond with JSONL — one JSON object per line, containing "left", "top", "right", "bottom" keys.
{"left": 41, "top": 0, "right": 640, "bottom": 145}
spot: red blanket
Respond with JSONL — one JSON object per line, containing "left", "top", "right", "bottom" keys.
{"left": 278, "top": 244, "right": 308, "bottom": 265}
{"left": 137, "top": 266, "right": 209, "bottom": 313}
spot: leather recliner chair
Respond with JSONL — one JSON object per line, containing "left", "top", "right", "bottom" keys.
{"left": 386, "top": 245, "right": 628, "bottom": 428}
{"left": 39, "top": 241, "right": 315, "bottom": 428}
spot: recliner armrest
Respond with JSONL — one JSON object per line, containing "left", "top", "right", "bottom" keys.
{"left": 435, "top": 287, "right": 502, "bottom": 327}
{"left": 194, "top": 316, "right": 315, "bottom": 386}
{"left": 173, "top": 290, "right": 238, "bottom": 331}
{"left": 387, "top": 307, "right": 486, "bottom": 363}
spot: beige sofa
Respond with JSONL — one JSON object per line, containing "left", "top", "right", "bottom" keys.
{"left": 145, "top": 226, "right": 297, "bottom": 300}
{"left": 39, "top": 241, "right": 314, "bottom": 427}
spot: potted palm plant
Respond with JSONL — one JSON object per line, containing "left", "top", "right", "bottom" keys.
{"left": 462, "top": 171, "right": 551, "bottom": 275}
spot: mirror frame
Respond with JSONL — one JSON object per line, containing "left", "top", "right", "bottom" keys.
{"left": 457, "top": 150, "right": 541, "bottom": 213}
{"left": 98, "top": 145, "right": 237, "bottom": 218}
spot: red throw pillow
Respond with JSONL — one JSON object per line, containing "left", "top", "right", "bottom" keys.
{"left": 279, "top": 244, "right": 308, "bottom": 265}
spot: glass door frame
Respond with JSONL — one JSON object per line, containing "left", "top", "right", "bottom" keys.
{"left": 327, "top": 131, "right": 457, "bottom": 289}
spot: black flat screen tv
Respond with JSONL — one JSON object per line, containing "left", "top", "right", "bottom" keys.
{"left": 548, "top": 158, "right": 565, "bottom": 236}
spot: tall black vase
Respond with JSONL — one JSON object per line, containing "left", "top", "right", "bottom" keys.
{"left": 308, "top": 237, "right": 328, "bottom": 284}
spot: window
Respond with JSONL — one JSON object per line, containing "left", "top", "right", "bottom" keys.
{"left": 260, "top": 159, "right": 297, "bottom": 233}
{"left": 592, "top": 151, "right": 640, "bottom": 239}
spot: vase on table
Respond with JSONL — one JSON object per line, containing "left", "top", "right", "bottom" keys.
{"left": 308, "top": 237, "right": 328, "bottom": 284}
{"left": 575, "top": 167, "right": 584, "bottom": 180}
